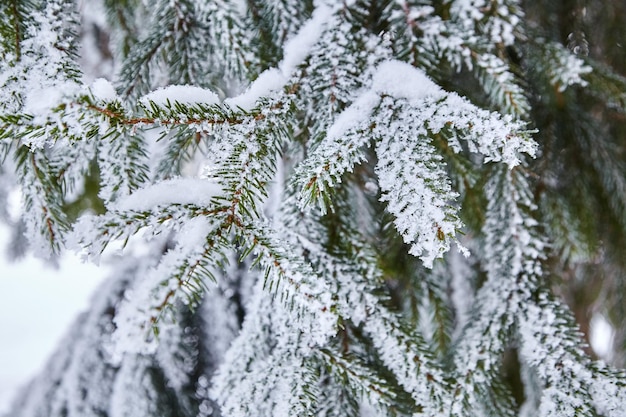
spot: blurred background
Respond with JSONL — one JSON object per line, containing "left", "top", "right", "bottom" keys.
{"left": 0, "top": 225, "right": 106, "bottom": 413}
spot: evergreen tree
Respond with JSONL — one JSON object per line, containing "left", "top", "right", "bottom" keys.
{"left": 1, "top": 0, "right": 626, "bottom": 416}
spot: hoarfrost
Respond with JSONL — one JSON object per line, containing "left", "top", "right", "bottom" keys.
{"left": 280, "top": 4, "right": 333, "bottom": 76}
{"left": 224, "top": 69, "right": 286, "bottom": 111}
{"left": 140, "top": 85, "right": 220, "bottom": 107}
{"left": 114, "top": 178, "right": 223, "bottom": 211}
{"left": 90, "top": 78, "right": 118, "bottom": 101}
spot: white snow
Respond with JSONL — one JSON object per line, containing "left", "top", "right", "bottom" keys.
{"left": 279, "top": 4, "right": 333, "bottom": 76}
{"left": 23, "top": 86, "right": 64, "bottom": 116}
{"left": 552, "top": 51, "right": 591, "bottom": 92}
{"left": 114, "top": 178, "right": 223, "bottom": 211}
{"left": 325, "top": 91, "right": 379, "bottom": 140}
{"left": 225, "top": 68, "right": 287, "bottom": 111}
{"left": 138, "top": 3, "right": 333, "bottom": 113}
{"left": 372, "top": 60, "right": 443, "bottom": 101}
{"left": 90, "top": 78, "right": 117, "bottom": 101}
{"left": 322, "top": 60, "right": 446, "bottom": 144}
{"left": 23, "top": 81, "right": 78, "bottom": 123}
{"left": 109, "top": 216, "right": 216, "bottom": 362}
{"left": 140, "top": 85, "right": 220, "bottom": 107}
{"left": 223, "top": 2, "right": 334, "bottom": 111}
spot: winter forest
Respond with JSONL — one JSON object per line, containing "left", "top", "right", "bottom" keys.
{"left": 1, "top": 0, "right": 626, "bottom": 416}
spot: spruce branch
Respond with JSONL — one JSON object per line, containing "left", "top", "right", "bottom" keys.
{"left": 97, "top": 129, "right": 149, "bottom": 205}
{"left": 0, "top": 0, "right": 34, "bottom": 61}
{"left": 470, "top": 51, "right": 530, "bottom": 117}
{"left": 317, "top": 348, "right": 400, "bottom": 412}
{"left": 583, "top": 61, "right": 626, "bottom": 114}
{"left": 15, "top": 145, "right": 69, "bottom": 258}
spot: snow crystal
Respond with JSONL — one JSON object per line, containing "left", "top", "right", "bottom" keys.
{"left": 140, "top": 85, "right": 220, "bottom": 107}
{"left": 326, "top": 91, "right": 379, "bottom": 140}
{"left": 372, "top": 60, "right": 443, "bottom": 101}
{"left": 23, "top": 81, "right": 78, "bottom": 123}
{"left": 90, "top": 78, "right": 117, "bottom": 101}
{"left": 114, "top": 178, "right": 223, "bottom": 211}
{"left": 23, "top": 86, "right": 63, "bottom": 116}
{"left": 280, "top": 4, "right": 333, "bottom": 76}
{"left": 221, "top": 3, "right": 346, "bottom": 111}
{"left": 109, "top": 217, "right": 215, "bottom": 362}
{"left": 225, "top": 68, "right": 286, "bottom": 111}
{"left": 175, "top": 214, "right": 215, "bottom": 249}
{"left": 552, "top": 53, "right": 591, "bottom": 92}
{"left": 315, "top": 61, "right": 446, "bottom": 157}
{"left": 322, "top": 60, "right": 445, "bottom": 144}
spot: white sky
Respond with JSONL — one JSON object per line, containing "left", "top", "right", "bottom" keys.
{"left": 0, "top": 224, "right": 106, "bottom": 414}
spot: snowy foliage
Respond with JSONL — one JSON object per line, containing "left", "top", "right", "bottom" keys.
{"left": 2, "top": 0, "right": 626, "bottom": 416}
